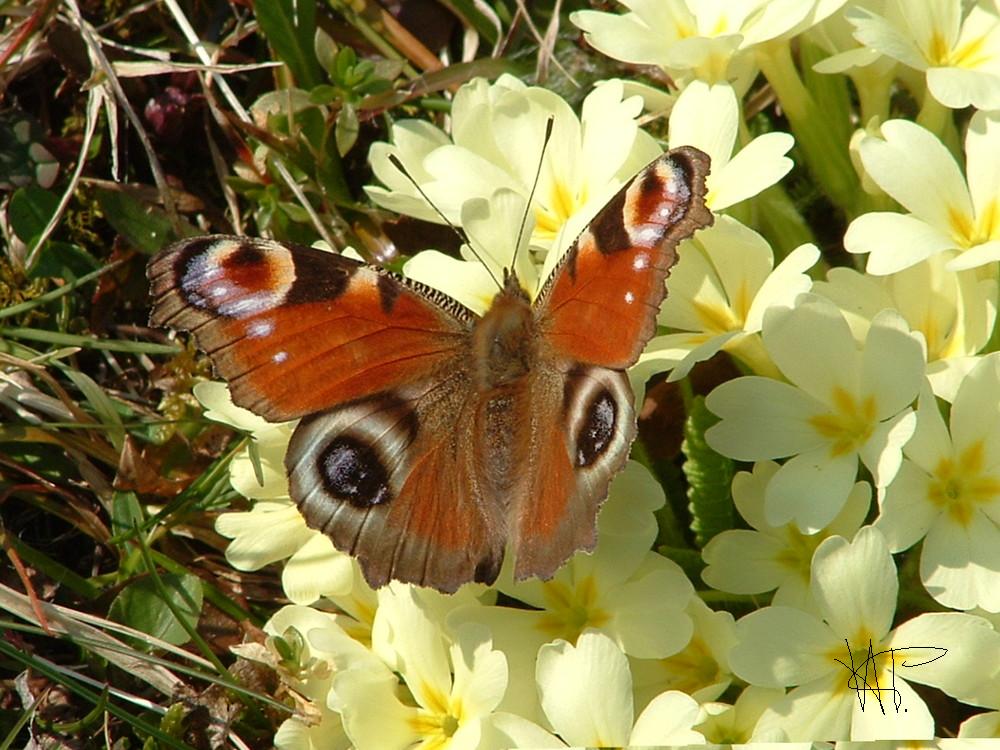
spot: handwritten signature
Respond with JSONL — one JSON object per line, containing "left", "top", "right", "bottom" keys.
{"left": 834, "top": 639, "right": 947, "bottom": 714}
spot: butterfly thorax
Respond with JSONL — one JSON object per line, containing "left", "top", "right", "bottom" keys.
{"left": 471, "top": 272, "right": 537, "bottom": 390}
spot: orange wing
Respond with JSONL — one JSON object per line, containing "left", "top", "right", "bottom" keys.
{"left": 536, "top": 147, "right": 713, "bottom": 369}
{"left": 148, "top": 236, "right": 474, "bottom": 422}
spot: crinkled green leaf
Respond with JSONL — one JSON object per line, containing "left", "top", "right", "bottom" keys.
{"left": 682, "top": 395, "right": 735, "bottom": 547}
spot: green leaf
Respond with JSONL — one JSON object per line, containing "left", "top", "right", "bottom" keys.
{"left": 682, "top": 396, "right": 735, "bottom": 548}
{"left": 26, "top": 241, "right": 99, "bottom": 281}
{"left": 308, "top": 83, "right": 339, "bottom": 105}
{"left": 95, "top": 188, "right": 179, "bottom": 254}
{"left": 9, "top": 185, "right": 58, "bottom": 243}
{"left": 64, "top": 368, "right": 126, "bottom": 451}
{"left": 108, "top": 572, "right": 203, "bottom": 646}
{"left": 254, "top": 0, "right": 321, "bottom": 89}
{"left": 335, "top": 103, "right": 359, "bottom": 156}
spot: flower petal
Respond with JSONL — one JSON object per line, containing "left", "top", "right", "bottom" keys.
{"left": 844, "top": 212, "right": 958, "bottom": 275}
{"left": 282, "top": 534, "right": 354, "bottom": 604}
{"left": 629, "top": 690, "right": 703, "bottom": 745}
{"left": 536, "top": 631, "right": 633, "bottom": 747}
{"left": 668, "top": 80, "right": 738, "bottom": 170}
{"left": 927, "top": 65, "right": 1000, "bottom": 110}
{"left": 730, "top": 606, "right": 837, "bottom": 687}
{"left": 762, "top": 294, "right": 860, "bottom": 406}
{"left": 875, "top": 461, "right": 938, "bottom": 552}
{"left": 710, "top": 131, "right": 795, "bottom": 210}
{"left": 857, "top": 119, "right": 973, "bottom": 232}
{"left": 965, "top": 110, "right": 1000, "bottom": 227}
{"left": 764, "top": 447, "right": 859, "bottom": 532}
{"left": 811, "top": 527, "right": 897, "bottom": 640}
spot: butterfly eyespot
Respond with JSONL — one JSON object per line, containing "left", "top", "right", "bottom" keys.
{"left": 576, "top": 389, "right": 617, "bottom": 467}
{"left": 318, "top": 436, "right": 392, "bottom": 507}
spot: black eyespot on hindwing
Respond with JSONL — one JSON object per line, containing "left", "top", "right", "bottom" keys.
{"left": 318, "top": 435, "right": 392, "bottom": 507}
{"left": 576, "top": 388, "right": 617, "bottom": 467}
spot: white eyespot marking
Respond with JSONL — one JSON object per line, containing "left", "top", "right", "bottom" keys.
{"left": 181, "top": 240, "right": 297, "bottom": 319}
{"left": 632, "top": 253, "right": 650, "bottom": 270}
{"left": 624, "top": 291, "right": 635, "bottom": 304}
{"left": 273, "top": 351, "right": 289, "bottom": 364}
{"left": 248, "top": 319, "right": 275, "bottom": 338}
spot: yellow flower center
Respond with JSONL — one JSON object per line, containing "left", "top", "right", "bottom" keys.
{"left": 951, "top": 33, "right": 991, "bottom": 68}
{"left": 927, "top": 30, "right": 952, "bottom": 66}
{"left": 808, "top": 387, "right": 877, "bottom": 456}
{"left": 927, "top": 441, "right": 1000, "bottom": 527}
{"left": 775, "top": 527, "right": 825, "bottom": 582}
{"left": 827, "top": 628, "right": 897, "bottom": 696}
{"left": 534, "top": 178, "right": 583, "bottom": 243}
{"left": 535, "top": 575, "right": 610, "bottom": 641}
{"left": 409, "top": 685, "right": 464, "bottom": 749}
{"left": 654, "top": 635, "right": 722, "bottom": 694}
{"left": 948, "top": 197, "right": 1000, "bottom": 249}
{"left": 694, "top": 293, "right": 745, "bottom": 335}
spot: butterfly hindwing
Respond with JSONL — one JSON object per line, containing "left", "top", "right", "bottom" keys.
{"left": 286, "top": 379, "right": 507, "bottom": 592}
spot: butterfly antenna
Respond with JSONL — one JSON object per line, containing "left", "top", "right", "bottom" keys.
{"left": 387, "top": 153, "right": 503, "bottom": 291}
{"left": 510, "top": 116, "right": 555, "bottom": 272}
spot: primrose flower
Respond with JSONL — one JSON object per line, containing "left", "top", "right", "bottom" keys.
{"left": 702, "top": 460, "right": 870, "bottom": 611}
{"left": 705, "top": 294, "right": 924, "bottom": 533}
{"left": 536, "top": 630, "right": 704, "bottom": 747}
{"left": 634, "top": 214, "right": 819, "bottom": 386}
{"left": 811, "top": 2, "right": 898, "bottom": 121}
{"left": 630, "top": 596, "right": 737, "bottom": 709}
{"left": 367, "top": 75, "right": 661, "bottom": 255}
{"left": 731, "top": 526, "right": 1000, "bottom": 741}
{"left": 845, "top": 0, "right": 1000, "bottom": 110}
{"left": 196, "top": 382, "right": 354, "bottom": 604}
{"left": 667, "top": 81, "right": 795, "bottom": 212}
{"left": 814, "top": 257, "right": 998, "bottom": 402}
{"left": 844, "top": 112, "right": 1000, "bottom": 274}
{"left": 571, "top": 0, "right": 845, "bottom": 90}
{"left": 695, "top": 685, "right": 791, "bottom": 745}
{"left": 264, "top": 605, "right": 378, "bottom": 750}
{"left": 332, "top": 585, "right": 555, "bottom": 750}
{"left": 876, "top": 357, "right": 1000, "bottom": 612}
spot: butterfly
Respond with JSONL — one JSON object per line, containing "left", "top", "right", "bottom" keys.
{"left": 148, "top": 145, "right": 712, "bottom": 593}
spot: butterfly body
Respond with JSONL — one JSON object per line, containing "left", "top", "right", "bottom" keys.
{"left": 149, "top": 146, "right": 712, "bottom": 592}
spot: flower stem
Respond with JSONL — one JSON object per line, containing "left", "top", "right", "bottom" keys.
{"left": 756, "top": 39, "right": 861, "bottom": 217}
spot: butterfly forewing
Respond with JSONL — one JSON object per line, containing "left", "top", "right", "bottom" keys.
{"left": 536, "top": 146, "right": 713, "bottom": 369}
{"left": 148, "top": 236, "right": 474, "bottom": 422}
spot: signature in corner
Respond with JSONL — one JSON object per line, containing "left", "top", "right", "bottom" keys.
{"left": 834, "top": 639, "right": 947, "bottom": 714}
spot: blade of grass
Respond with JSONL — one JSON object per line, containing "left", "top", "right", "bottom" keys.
{"left": 63, "top": 369, "right": 126, "bottom": 451}
{"left": 0, "top": 260, "right": 125, "bottom": 321}
{"left": 0, "top": 582, "right": 181, "bottom": 695}
{"left": 0, "top": 327, "right": 180, "bottom": 354}
{"left": 0, "top": 640, "right": 193, "bottom": 750}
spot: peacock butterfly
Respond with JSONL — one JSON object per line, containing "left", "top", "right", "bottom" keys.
{"left": 148, "top": 146, "right": 712, "bottom": 593}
